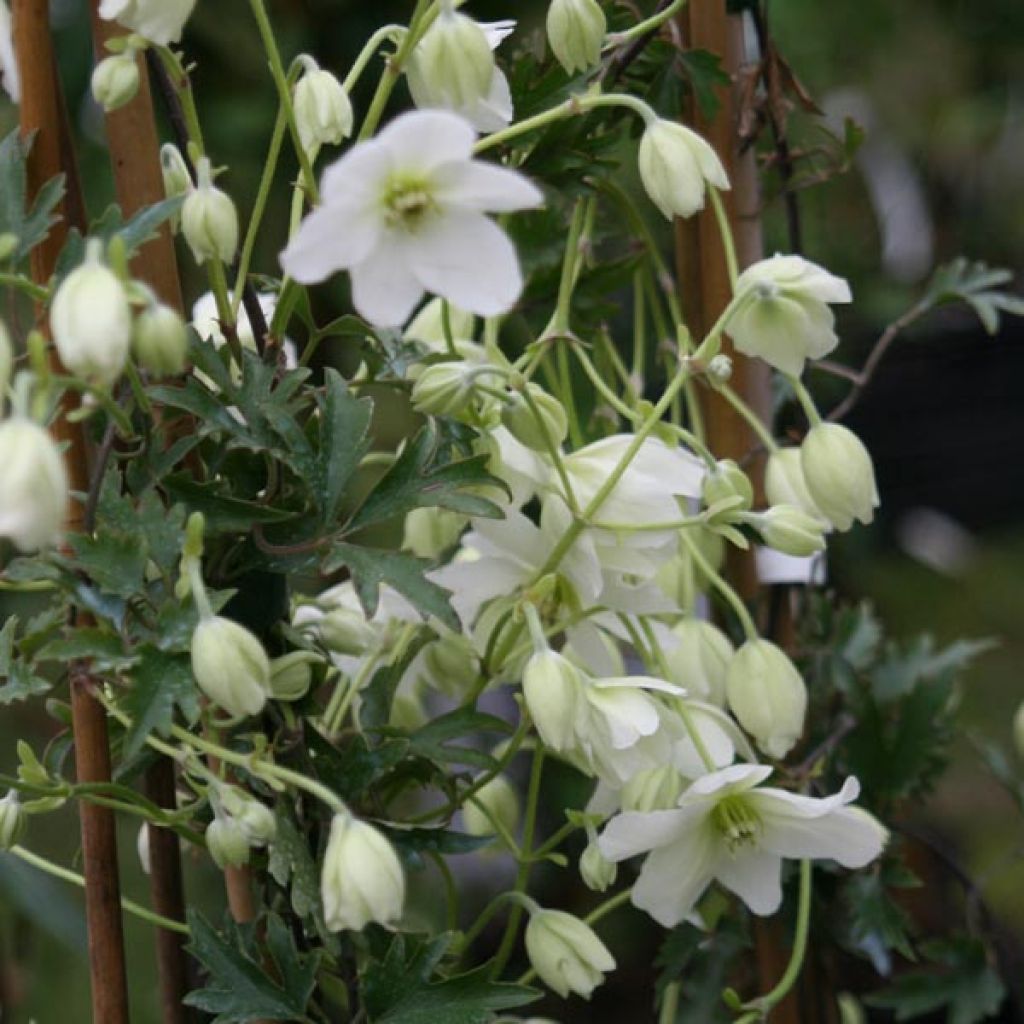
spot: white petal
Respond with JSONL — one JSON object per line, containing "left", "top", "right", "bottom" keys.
{"left": 280, "top": 205, "right": 380, "bottom": 283}
{"left": 714, "top": 848, "right": 783, "bottom": 915}
{"left": 376, "top": 109, "right": 477, "bottom": 169}
{"left": 433, "top": 159, "right": 543, "bottom": 212}
{"left": 631, "top": 830, "right": 717, "bottom": 927}
{"left": 321, "top": 140, "right": 394, "bottom": 204}
{"left": 598, "top": 807, "right": 695, "bottom": 861}
{"left": 480, "top": 19, "right": 516, "bottom": 48}
{"left": 406, "top": 210, "right": 523, "bottom": 316}
{"left": 593, "top": 675, "right": 685, "bottom": 696}
{"left": 691, "top": 133, "right": 731, "bottom": 191}
{"left": 586, "top": 687, "right": 661, "bottom": 748}
{"left": 759, "top": 805, "right": 888, "bottom": 868}
{"left": 349, "top": 237, "right": 425, "bottom": 327}
{"left": 685, "top": 763, "right": 773, "bottom": 799}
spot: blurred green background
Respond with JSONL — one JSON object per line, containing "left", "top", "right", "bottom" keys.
{"left": 1, "top": 0, "right": 1023, "bottom": 1020}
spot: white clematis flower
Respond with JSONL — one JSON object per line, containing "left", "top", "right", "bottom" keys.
{"left": 98, "top": 0, "right": 196, "bottom": 46}
{"left": 0, "top": 1, "right": 20, "bottom": 103}
{"left": 599, "top": 764, "right": 887, "bottom": 927}
{"left": 728, "top": 255, "right": 852, "bottom": 377}
{"left": 280, "top": 110, "right": 543, "bottom": 328}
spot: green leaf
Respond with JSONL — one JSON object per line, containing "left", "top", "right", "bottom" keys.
{"left": 162, "top": 474, "right": 295, "bottom": 532}
{"left": 121, "top": 648, "right": 199, "bottom": 759}
{"left": 315, "top": 369, "right": 373, "bottom": 525}
{"left": 0, "top": 618, "right": 51, "bottom": 704}
{"left": 324, "top": 543, "right": 458, "bottom": 629}
{"left": 183, "top": 911, "right": 317, "bottom": 1023}
{"left": 267, "top": 811, "right": 323, "bottom": 922}
{"left": 362, "top": 933, "right": 538, "bottom": 1024}
{"left": 921, "top": 258, "right": 1024, "bottom": 337}
{"left": 679, "top": 49, "right": 732, "bottom": 121}
{"left": 305, "top": 725, "right": 410, "bottom": 802}
{"left": 359, "top": 632, "right": 433, "bottom": 731}
{"left": 0, "top": 129, "right": 66, "bottom": 265}
{"left": 840, "top": 866, "right": 918, "bottom": 974}
{"left": 37, "top": 629, "right": 138, "bottom": 674}
{"left": 402, "top": 708, "right": 512, "bottom": 770}
{"left": 64, "top": 530, "right": 148, "bottom": 600}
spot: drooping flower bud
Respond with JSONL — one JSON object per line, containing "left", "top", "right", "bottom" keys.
{"left": 422, "top": 632, "right": 478, "bottom": 697}
{"left": 411, "top": 360, "right": 480, "bottom": 418}
{"left": 403, "top": 506, "right": 466, "bottom": 559}
{"left": 0, "top": 417, "right": 69, "bottom": 552}
{"left": 579, "top": 837, "right": 617, "bottom": 892}
{"left": 702, "top": 458, "right": 753, "bottom": 512}
{"left": 523, "top": 649, "right": 583, "bottom": 753}
{"left": 269, "top": 651, "right": 319, "bottom": 701}
{"left": 764, "top": 447, "right": 823, "bottom": 521}
{"left": 500, "top": 383, "right": 569, "bottom": 453}
{"left": 160, "top": 143, "right": 192, "bottom": 201}
{"left": 0, "top": 1, "right": 21, "bottom": 103}
{"left": 315, "top": 606, "right": 377, "bottom": 657}
{"left": 50, "top": 239, "right": 131, "bottom": 389}
{"left": 463, "top": 774, "right": 520, "bottom": 838}
{"left": 190, "top": 615, "right": 271, "bottom": 717}
{"left": 525, "top": 908, "right": 616, "bottom": 999}
{"left": 706, "top": 354, "right": 733, "bottom": 384}
{"left": 726, "top": 639, "right": 807, "bottom": 759}
{"left": 755, "top": 505, "right": 827, "bottom": 557}
{"left": 91, "top": 52, "right": 140, "bottom": 112}
{"left": 98, "top": 0, "right": 196, "bottom": 46}
{"left": 800, "top": 423, "right": 879, "bottom": 532}
{"left": 218, "top": 786, "right": 277, "bottom": 846}
{"left": 638, "top": 118, "right": 730, "bottom": 220}
{"left": 546, "top": 0, "right": 606, "bottom": 74}
{"left": 0, "top": 791, "right": 27, "bottom": 850}
{"left": 664, "top": 619, "right": 733, "bottom": 707}
{"left": 728, "top": 255, "right": 852, "bottom": 377}
{"left": 408, "top": 6, "right": 495, "bottom": 111}
{"left": 133, "top": 302, "right": 189, "bottom": 376}
{"left": 206, "top": 813, "right": 251, "bottom": 869}
{"left": 181, "top": 157, "right": 239, "bottom": 265}
{"left": 621, "top": 765, "right": 685, "bottom": 813}
{"left": 321, "top": 812, "right": 405, "bottom": 932}
{"left": 0, "top": 316, "right": 12, "bottom": 401}
{"left": 293, "top": 58, "right": 353, "bottom": 153}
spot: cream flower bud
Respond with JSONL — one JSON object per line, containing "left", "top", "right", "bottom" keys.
{"left": 50, "top": 239, "right": 131, "bottom": 388}
{"left": 463, "top": 774, "right": 520, "bottom": 838}
{"left": 764, "top": 447, "right": 823, "bottom": 521}
{"left": 0, "top": 791, "right": 27, "bottom": 850}
{"left": 269, "top": 651, "right": 318, "bottom": 701}
{"left": 133, "top": 302, "right": 189, "bottom": 376}
{"left": 702, "top": 458, "right": 753, "bottom": 512}
{"left": 410, "top": 7, "right": 495, "bottom": 110}
{"left": 525, "top": 908, "right": 616, "bottom": 999}
{"left": 190, "top": 616, "right": 270, "bottom": 717}
{"left": 801, "top": 423, "right": 879, "bottom": 532}
{"left": 638, "top": 119, "right": 730, "bottom": 220}
{"left": 91, "top": 52, "right": 140, "bottom": 112}
{"left": 321, "top": 813, "right": 405, "bottom": 932}
{"left": 0, "top": 417, "right": 69, "bottom": 552}
{"left": 546, "top": 0, "right": 606, "bottom": 73}
{"left": 293, "top": 60, "right": 353, "bottom": 153}
{"left": 664, "top": 619, "right": 733, "bottom": 706}
{"left": 1014, "top": 702, "right": 1024, "bottom": 760}
{"left": 206, "top": 814, "right": 250, "bottom": 869}
{"left": 729, "top": 255, "right": 852, "bottom": 377}
{"left": 411, "top": 361, "right": 479, "bottom": 418}
{"left": 0, "top": 317, "right": 12, "bottom": 400}
{"left": 422, "top": 632, "right": 478, "bottom": 697}
{"left": 756, "top": 505, "right": 827, "bottom": 557}
{"left": 621, "top": 765, "right": 685, "bottom": 812}
{"left": 500, "top": 383, "right": 569, "bottom": 452}
{"left": 181, "top": 158, "right": 238, "bottom": 265}
{"left": 523, "top": 649, "right": 583, "bottom": 753}
{"left": 707, "top": 354, "right": 733, "bottom": 383}
{"left": 726, "top": 639, "right": 807, "bottom": 759}
{"left": 219, "top": 787, "right": 276, "bottom": 846}
{"left": 161, "top": 143, "right": 192, "bottom": 200}
{"left": 403, "top": 506, "right": 466, "bottom": 559}
{"left": 579, "top": 839, "right": 617, "bottom": 892}
{"left": 316, "top": 606, "right": 377, "bottom": 657}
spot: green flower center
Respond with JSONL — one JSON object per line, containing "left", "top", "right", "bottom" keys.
{"left": 381, "top": 175, "right": 437, "bottom": 231}
{"left": 711, "top": 795, "right": 762, "bottom": 852}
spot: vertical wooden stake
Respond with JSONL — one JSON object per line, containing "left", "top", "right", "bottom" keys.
{"left": 12, "top": 7, "right": 131, "bottom": 1021}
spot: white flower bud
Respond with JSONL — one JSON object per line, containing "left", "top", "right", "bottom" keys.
{"left": 422, "top": 632, "right": 478, "bottom": 697}
{"left": 0, "top": 791, "right": 27, "bottom": 850}
{"left": 523, "top": 649, "right": 583, "bottom": 753}
{"left": 764, "top": 447, "right": 823, "bottom": 521}
{"left": 390, "top": 690, "right": 428, "bottom": 731}
{"left": 50, "top": 239, "right": 131, "bottom": 388}
{"left": 206, "top": 814, "right": 251, "bottom": 869}
{"left": 404, "top": 299, "right": 476, "bottom": 350}
{"left": 1014, "top": 701, "right": 1024, "bottom": 761}
{"left": 403, "top": 506, "right": 466, "bottom": 559}
{"left": 756, "top": 504, "right": 827, "bottom": 557}
{"left": 0, "top": 417, "right": 69, "bottom": 552}
{"left": 408, "top": 8, "right": 495, "bottom": 111}
{"left": 411, "top": 360, "right": 479, "bottom": 418}
{"left": 321, "top": 812, "right": 405, "bottom": 932}
{"left": 133, "top": 302, "right": 189, "bottom": 376}
{"left": 621, "top": 765, "right": 685, "bottom": 812}
{"left": 91, "top": 52, "right": 140, "bottom": 112}
{"left": 726, "top": 639, "right": 807, "bottom": 759}
{"left": 664, "top": 619, "right": 733, "bottom": 707}
{"left": 293, "top": 60, "right": 353, "bottom": 153}
{"left": 638, "top": 119, "right": 730, "bottom": 220}
{"left": 181, "top": 158, "right": 238, "bottom": 265}
{"left": 0, "top": 317, "right": 12, "bottom": 401}
{"left": 269, "top": 651, "right": 318, "bottom": 701}
{"left": 98, "top": 0, "right": 196, "bottom": 46}
{"left": 579, "top": 838, "right": 617, "bottom": 892}
{"left": 546, "top": 0, "right": 606, "bottom": 73}
{"left": 702, "top": 458, "right": 753, "bottom": 512}
{"left": 160, "top": 143, "right": 192, "bottom": 200}
{"left": 801, "top": 423, "right": 879, "bottom": 532}
{"left": 525, "top": 908, "right": 615, "bottom": 999}
{"left": 136, "top": 823, "right": 151, "bottom": 875}
{"left": 316, "top": 606, "right": 377, "bottom": 657}
{"left": 500, "top": 384, "right": 568, "bottom": 452}
{"left": 706, "top": 354, "right": 733, "bottom": 383}
{"left": 190, "top": 615, "right": 271, "bottom": 717}
{"left": 219, "top": 787, "right": 276, "bottom": 846}
{"left": 463, "top": 774, "right": 520, "bottom": 838}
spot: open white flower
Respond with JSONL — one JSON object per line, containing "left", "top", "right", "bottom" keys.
{"left": 280, "top": 110, "right": 543, "bottom": 328}
{"left": 0, "top": 1, "right": 20, "bottom": 103}
{"left": 729, "top": 255, "right": 852, "bottom": 377}
{"left": 98, "top": 0, "right": 196, "bottom": 46}
{"left": 599, "top": 764, "right": 887, "bottom": 927}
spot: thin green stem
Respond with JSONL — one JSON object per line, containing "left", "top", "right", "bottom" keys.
{"left": 342, "top": 24, "right": 405, "bottom": 93}
{"left": 660, "top": 981, "right": 681, "bottom": 1024}
{"left": 155, "top": 47, "right": 206, "bottom": 154}
{"left": 679, "top": 529, "right": 758, "bottom": 641}
{"left": 790, "top": 376, "right": 823, "bottom": 427}
{"left": 709, "top": 187, "right": 738, "bottom": 291}
{"left": 0, "top": 273, "right": 48, "bottom": 301}
{"left": 520, "top": 381, "right": 580, "bottom": 515}
{"left": 428, "top": 850, "right": 459, "bottom": 932}
{"left": 717, "top": 383, "right": 779, "bottom": 452}
{"left": 606, "top": 0, "right": 689, "bottom": 46}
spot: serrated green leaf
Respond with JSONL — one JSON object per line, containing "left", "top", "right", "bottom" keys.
{"left": 37, "top": 629, "right": 138, "bottom": 673}
{"left": 0, "top": 618, "right": 51, "bottom": 704}
{"left": 305, "top": 725, "right": 410, "bottom": 802}
{"left": 0, "top": 130, "right": 66, "bottom": 265}
{"left": 316, "top": 368, "right": 373, "bottom": 525}
{"left": 162, "top": 474, "right": 295, "bottom": 532}
{"left": 121, "top": 648, "right": 198, "bottom": 759}
{"left": 267, "top": 811, "right": 322, "bottom": 922}
{"left": 358, "top": 632, "right": 433, "bottom": 731}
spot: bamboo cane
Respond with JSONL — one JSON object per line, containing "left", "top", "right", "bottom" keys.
{"left": 11, "top": 4, "right": 131, "bottom": 1022}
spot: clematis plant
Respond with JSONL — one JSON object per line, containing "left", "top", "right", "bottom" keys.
{"left": 0, "top": 1, "right": 1021, "bottom": 1022}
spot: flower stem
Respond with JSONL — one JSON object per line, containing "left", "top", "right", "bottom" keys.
{"left": 342, "top": 24, "right": 406, "bottom": 93}
{"left": 679, "top": 529, "right": 758, "bottom": 641}
{"left": 709, "top": 187, "right": 739, "bottom": 291}
{"left": 717, "top": 383, "right": 779, "bottom": 452}
{"left": 790, "top": 375, "right": 823, "bottom": 427}
{"left": 606, "top": 0, "right": 690, "bottom": 47}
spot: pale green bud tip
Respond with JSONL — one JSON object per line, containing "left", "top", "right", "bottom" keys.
{"left": 403, "top": 506, "right": 466, "bottom": 559}
{"left": 800, "top": 423, "right": 879, "bottom": 532}
{"left": 190, "top": 616, "right": 270, "bottom": 717}
{"left": 133, "top": 303, "right": 189, "bottom": 376}
{"left": 314, "top": 606, "right": 377, "bottom": 657}
{"left": 269, "top": 651, "right": 319, "bottom": 701}
{"left": 0, "top": 791, "right": 27, "bottom": 850}
{"left": 579, "top": 839, "right": 617, "bottom": 892}
{"left": 0, "top": 317, "right": 12, "bottom": 398}
{"left": 525, "top": 908, "right": 616, "bottom": 999}
{"left": 522, "top": 649, "right": 582, "bottom": 753}
{"left": 293, "top": 64, "right": 354, "bottom": 152}
{"left": 218, "top": 786, "right": 277, "bottom": 846}
{"left": 546, "top": 0, "right": 607, "bottom": 74}
{"left": 500, "top": 383, "right": 569, "bottom": 453}
{"left": 703, "top": 458, "right": 753, "bottom": 512}
{"left": 462, "top": 774, "right": 520, "bottom": 838}
{"left": 411, "top": 360, "right": 480, "bottom": 418}
{"left": 160, "top": 143, "right": 192, "bottom": 199}
{"left": 321, "top": 813, "right": 405, "bottom": 932}
{"left": 621, "top": 765, "right": 685, "bottom": 813}
{"left": 91, "top": 52, "right": 140, "bottom": 112}
{"left": 1014, "top": 701, "right": 1024, "bottom": 761}
{"left": 181, "top": 158, "right": 239, "bottom": 265}
{"left": 757, "top": 504, "right": 827, "bottom": 557}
